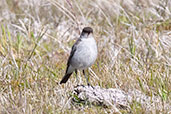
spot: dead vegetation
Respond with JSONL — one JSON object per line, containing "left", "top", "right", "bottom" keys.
{"left": 0, "top": 0, "right": 170, "bottom": 113}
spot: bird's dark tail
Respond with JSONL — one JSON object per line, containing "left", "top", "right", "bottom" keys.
{"left": 60, "top": 73, "right": 73, "bottom": 84}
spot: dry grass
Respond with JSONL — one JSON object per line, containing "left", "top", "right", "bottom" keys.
{"left": 0, "top": 0, "right": 170, "bottom": 113}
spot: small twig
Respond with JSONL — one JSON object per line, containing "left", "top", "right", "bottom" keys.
{"left": 23, "top": 28, "right": 47, "bottom": 71}
{"left": 27, "top": 28, "right": 47, "bottom": 61}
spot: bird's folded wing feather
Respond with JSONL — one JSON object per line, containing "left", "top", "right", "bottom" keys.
{"left": 66, "top": 38, "right": 82, "bottom": 72}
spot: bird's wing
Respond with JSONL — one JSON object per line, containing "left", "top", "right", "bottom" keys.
{"left": 66, "top": 38, "right": 82, "bottom": 72}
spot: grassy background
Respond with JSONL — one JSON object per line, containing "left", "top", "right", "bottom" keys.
{"left": 0, "top": 0, "right": 170, "bottom": 113}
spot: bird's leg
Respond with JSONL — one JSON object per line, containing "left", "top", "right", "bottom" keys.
{"left": 83, "top": 70, "right": 91, "bottom": 86}
{"left": 75, "top": 69, "right": 79, "bottom": 85}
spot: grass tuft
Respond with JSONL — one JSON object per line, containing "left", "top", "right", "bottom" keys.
{"left": 0, "top": 0, "right": 170, "bottom": 113}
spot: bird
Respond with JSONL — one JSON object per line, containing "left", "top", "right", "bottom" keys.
{"left": 60, "top": 27, "right": 97, "bottom": 85}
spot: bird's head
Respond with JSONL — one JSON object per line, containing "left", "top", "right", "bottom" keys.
{"left": 81, "top": 27, "right": 93, "bottom": 38}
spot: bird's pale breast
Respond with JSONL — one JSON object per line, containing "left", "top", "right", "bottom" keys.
{"left": 70, "top": 37, "right": 97, "bottom": 69}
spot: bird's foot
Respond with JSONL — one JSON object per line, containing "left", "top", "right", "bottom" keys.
{"left": 87, "top": 83, "right": 94, "bottom": 89}
{"left": 75, "top": 84, "right": 85, "bottom": 88}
